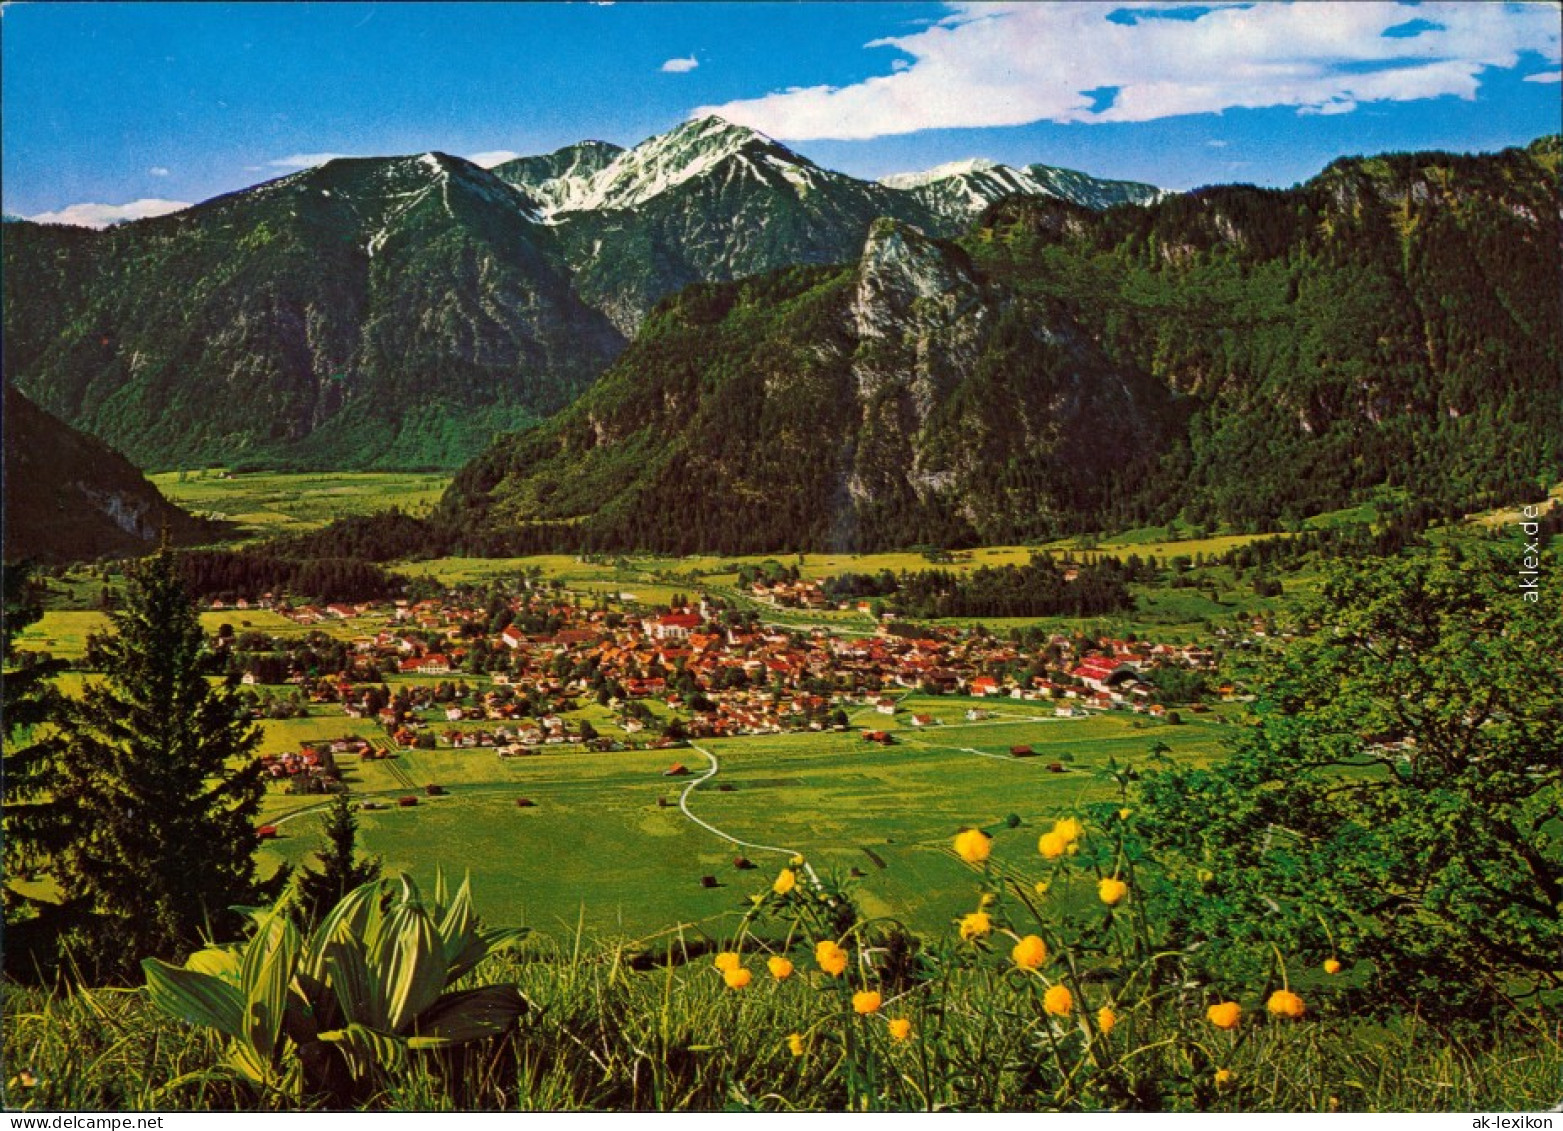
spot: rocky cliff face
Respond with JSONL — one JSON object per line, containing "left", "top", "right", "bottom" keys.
{"left": 440, "top": 217, "right": 1175, "bottom": 553}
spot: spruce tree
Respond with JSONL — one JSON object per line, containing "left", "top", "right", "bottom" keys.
{"left": 51, "top": 548, "right": 265, "bottom": 980}
{"left": 291, "top": 792, "right": 381, "bottom": 931}
{"left": 2, "top": 564, "right": 68, "bottom": 898}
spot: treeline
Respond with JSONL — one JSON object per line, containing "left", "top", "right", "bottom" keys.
{"left": 174, "top": 549, "right": 404, "bottom": 603}
{"left": 887, "top": 556, "right": 1136, "bottom": 620}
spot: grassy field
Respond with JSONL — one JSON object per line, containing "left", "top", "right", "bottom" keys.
{"left": 11, "top": 609, "right": 339, "bottom": 660}
{"left": 151, "top": 469, "right": 450, "bottom": 541}
{"left": 255, "top": 702, "right": 1225, "bottom": 942}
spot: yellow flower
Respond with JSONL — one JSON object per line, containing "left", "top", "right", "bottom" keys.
{"left": 1011, "top": 934, "right": 1047, "bottom": 970}
{"left": 1098, "top": 877, "right": 1128, "bottom": 906}
{"left": 786, "top": 1032, "right": 805, "bottom": 1057}
{"left": 773, "top": 868, "right": 797, "bottom": 896}
{"left": 1323, "top": 958, "right": 1342, "bottom": 975}
{"left": 887, "top": 1017, "right": 912, "bottom": 1041}
{"left": 1052, "top": 817, "right": 1084, "bottom": 843}
{"left": 789, "top": 854, "right": 805, "bottom": 867}
{"left": 1044, "top": 984, "right": 1073, "bottom": 1016}
{"left": 954, "top": 828, "right": 992, "bottom": 864}
{"left": 978, "top": 892, "right": 996, "bottom": 908}
{"left": 1038, "top": 831, "right": 1068, "bottom": 859}
{"left": 852, "top": 990, "right": 883, "bottom": 1015}
{"left": 768, "top": 955, "right": 794, "bottom": 981}
{"left": 815, "top": 940, "right": 848, "bottom": 977}
{"left": 958, "top": 910, "right": 992, "bottom": 941}
{"left": 1118, "top": 808, "right": 1132, "bottom": 821}
{"left": 723, "top": 967, "right": 752, "bottom": 989}
{"left": 1097, "top": 1006, "right": 1117, "bottom": 1035}
{"left": 1206, "top": 1001, "right": 1242, "bottom": 1030}
{"left": 713, "top": 951, "right": 741, "bottom": 972}
{"left": 1267, "top": 989, "right": 1305, "bottom": 1019}
{"left": 1215, "top": 1068, "right": 1235, "bottom": 1089}
{"left": 1034, "top": 879, "right": 1051, "bottom": 896}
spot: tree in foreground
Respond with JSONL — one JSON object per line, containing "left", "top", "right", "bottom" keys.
{"left": 1135, "top": 541, "right": 1562, "bottom": 1020}
{"left": 2, "top": 563, "right": 69, "bottom": 938}
{"left": 52, "top": 547, "right": 266, "bottom": 980}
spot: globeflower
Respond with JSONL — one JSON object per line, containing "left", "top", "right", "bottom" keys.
{"left": 1098, "top": 877, "right": 1128, "bottom": 906}
{"left": 1052, "top": 817, "right": 1084, "bottom": 843}
{"left": 954, "top": 828, "right": 992, "bottom": 864}
{"left": 773, "top": 868, "right": 797, "bottom": 896}
{"left": 815, "top": 940, "right": 848, "bottom": 977}
{"left": 713, "top": 951, "right": 741, "bottom": 972}
{"left": 1206, "top": 1001, "right": 1242, "bottom": 1030}
{"left": 1097, "top": 1006, "right": 1117, "bottom": 1035}
{"left": 853, "top": 990, "right": 883, "bottom": 1015}
{"left": 1011, "top": 934, "right": 1047, "bottom": 970}
{"left": 768, "top": 955, "right": 794, "bottom": 981}
{"left": 1323, "top": 958, "right": 1342, "bottom": 975}
{"left": 786, "top": 1032, "right": 805, "bottom": 1057}
{"left": 1038, "top": 832, "right": 1068, "bottom": 859}
{"left": 959, "top": 910, "right": 992, "bottom": 941}
{"left": 1044, "top": 984, "right": 1073, "bottom": 1016}
{"left": 723, "top": 967, "right": 752, "bottom": 990}
{"left": 1215, "top": 1068, "right": 1235, "bottom": 1089}
{"left": 1267, "top": 990, "right": 1305, "bottom": 1019}
{"left": 888, "top": 1017, "right": 912, "bottom": 1041}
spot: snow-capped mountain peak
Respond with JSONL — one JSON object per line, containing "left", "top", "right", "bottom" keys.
{"left": 879, "top": 158, "right": 1003, "bottom": 190}
{"left": 880, "top": 157, "right": 1168, "bottom": 221}
{"left": 548, "top": 115, "right": 820, "bottom": 215}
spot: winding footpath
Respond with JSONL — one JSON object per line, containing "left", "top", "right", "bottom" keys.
{"left": 679, "top": 743, "right": 823, "bottom": 889}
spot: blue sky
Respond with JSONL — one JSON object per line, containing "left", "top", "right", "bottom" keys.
{"left": 3, "top": 2, "right": 1559, "bottom": 225}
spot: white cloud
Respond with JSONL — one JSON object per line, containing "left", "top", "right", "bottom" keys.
{"left": 661, "top": 55, "right": 699, "bottom": 74}
{"left": 148, "top": 166, "right": 170, "bottom": 177}
{"left": 466, "top": 150, "right": 522, "bottom": 168}
{"left": 697, "top": 2, "right": 1563, "bottom": 140}
{"left": 1524, "top": 69, "right": 1562, "bottom": 82}
{"left": 27, "top": 198, "right": 192, "bottom": 228}
{"left": 1206, "top": 139, "right": 1228, "bottom": 148}
{"left": 267, "top": 152, "right": 352, "bottom": 169}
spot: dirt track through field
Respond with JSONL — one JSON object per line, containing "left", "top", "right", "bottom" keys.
{"left": 679, "top": 744, "right": 823, "bottom": 889}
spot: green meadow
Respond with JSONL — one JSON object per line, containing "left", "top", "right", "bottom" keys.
{"left": 151, "top": 469, "right": 450, "bottom": 541}
{"left": 254, "top": 702, "right": 1225, "bottom": 942}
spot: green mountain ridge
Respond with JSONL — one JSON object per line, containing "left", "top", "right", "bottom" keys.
{"left": 4, "top": 118, "right": 1173, "bottom": 472}
{"left": 436, "top": 138, "right": 1561, "bottom": 553}
{"left": 3, "top": 152, "right": 625, "bottom": 472}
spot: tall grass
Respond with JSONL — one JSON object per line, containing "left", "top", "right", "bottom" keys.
{"left": 5, "top": 934, "right": 1558, "bottom": 1112}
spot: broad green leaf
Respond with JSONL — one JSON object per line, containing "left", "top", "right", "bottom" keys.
{"left": 305, "top": 880, "right": 381, "bottom": 984}
{"left": 317, "top": 1023, "right": 407, "bottom": 1073}
{"left": 142, "top": 957, "right": 245, "bottom": 1039}
{"left": 322, "top": 918, "right": 385, "bottom": 1031}
{"left": 432, "top": 866, "right": 450, "bottom": 915}
{"left": 382, "top": 904, "right": 449, "bottom": 1032}
{"left": 186, "top": 947, "right": 243, "bottom": 984}
{"left": 409, "top": 985, "right": 528, "bottom": 1046}
{"left": 240, "top": 911, "right": 301, "bottom": 1065}
{"left": 449, "top": 925, "right": 529, "bottom": 983}
{"left": 436, "top": 874, "right": 476, "bottom": 966}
